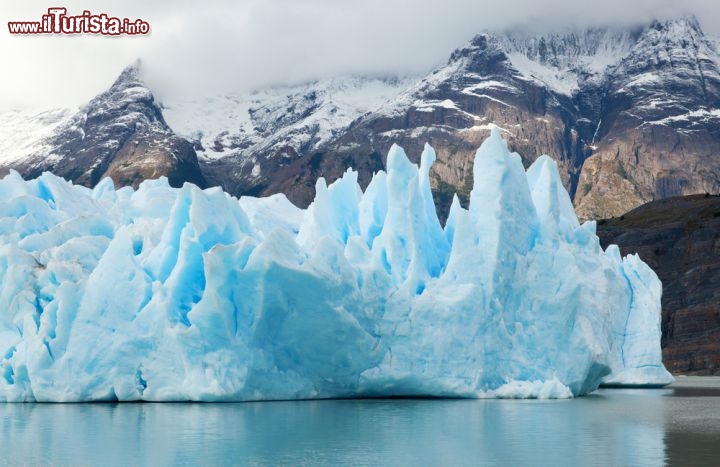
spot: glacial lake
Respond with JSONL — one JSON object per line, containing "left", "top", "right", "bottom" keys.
{"left": 1, "top": 377, "right": 719, "bottom": 466}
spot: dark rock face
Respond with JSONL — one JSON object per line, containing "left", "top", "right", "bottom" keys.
{"left": 0, "top": 64, "right": 206, "bottom": 190}
{"left": 597, "top": 194, "right": 720, "bottom": 375}
{"left": 575, "top": 17, "right": 720, "bottom": 219}
{"left": 261, "top": 33, "right": 597, "bottom": 217}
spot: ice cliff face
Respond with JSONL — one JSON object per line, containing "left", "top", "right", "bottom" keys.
{"left": 0, "top": 130, "right": 671, "bottom": 402}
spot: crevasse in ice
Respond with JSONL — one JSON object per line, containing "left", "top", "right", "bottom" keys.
{"left": 0, "top": 129, "right": 672, "bottom": 401}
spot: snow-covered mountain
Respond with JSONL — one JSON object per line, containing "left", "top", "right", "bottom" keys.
{"left": 1, "top": 16, "right": 719, "bottom": 220}
{"left": 0, "top": 108, "right": 74, "bottom": 166}
{"left": 499, "top": 27, "right": 641, "bottom": 96}
{"left": 161, "top": 76, "right": 416, "bottom": 196}
{"left": 0, "top": 64, "right": 206, "bottom": 189}
{"left": 263, "top": 28, "right": 626, "bottom": 211}
{"left": 0, "top": 68, "right": 414, "bottom": 197}
{"left": 267, "top": 16, "right": 720, "bottom": 219}
{"left": 164, "top": 76, "right": 416, "bottom": 161}
{"left": 574, "top": 17, "right": 720, "bottom": 219}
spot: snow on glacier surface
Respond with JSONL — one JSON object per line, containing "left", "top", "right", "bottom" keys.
{"left": 0, "top": 129, "right": 672, "bottom": 402}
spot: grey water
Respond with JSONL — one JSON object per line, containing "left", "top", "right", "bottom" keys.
{"left": 1, "top": 377, "right": 719, "bottom": 466}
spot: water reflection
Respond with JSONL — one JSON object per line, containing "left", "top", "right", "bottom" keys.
{"left": 0, "top": 381, "right": 719, "bottom": 466}
{"left": 663, "top": 377, "right": 720, "bottom": 466}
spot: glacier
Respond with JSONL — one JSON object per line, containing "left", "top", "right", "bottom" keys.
{"left": 0, "top": 129, "right": 672, "bottom": 402}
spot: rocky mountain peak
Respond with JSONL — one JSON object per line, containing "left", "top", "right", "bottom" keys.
{"left": 609, "top": 15, "right": 720, "bottom": 122}
{"left": 574, "top": 15, "right": 720, "bottom": 220}
{"left": 110, "top": 59, "right": 144, "bottom": 89}
{"left": 84, "top": 59, "right": 163, "bottom": 126}
{"left": 633, "top": 15, "right": 715, "bottom": 63}
{"left": 447, "top": 34, "right": 509, "bottom": 75}
{"left": 449, "top": 33, "right": 496, "bottom": 59}
{"left": 649, "top": 15, "right": 703, "bottom": 37}
{"left": 0, "top": 60, "right": 205, "bottom": 189}
{"left": 624, "top": 14, "right": 716, "bottom": 70}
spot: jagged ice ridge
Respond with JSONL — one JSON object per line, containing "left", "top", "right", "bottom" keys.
{"left": 0, "top": 130, "right": 671, "bottom": 401}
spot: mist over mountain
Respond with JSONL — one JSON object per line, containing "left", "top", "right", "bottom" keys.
{"left": 2, "top": 0, "right": 719, "bottom": 108}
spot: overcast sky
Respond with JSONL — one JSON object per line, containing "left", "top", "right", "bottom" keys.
{"left": 1, "top": 0, "right": 718, "bottom": 109}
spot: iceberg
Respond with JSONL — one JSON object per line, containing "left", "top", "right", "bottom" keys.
{"left": 0, "top": 129, "right": 672, "bottom": 401}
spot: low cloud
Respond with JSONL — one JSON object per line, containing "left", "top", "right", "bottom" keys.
{"left": 1, "top": 0, "right": 718, "bottom": 108}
